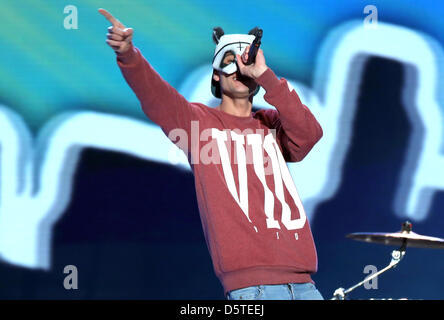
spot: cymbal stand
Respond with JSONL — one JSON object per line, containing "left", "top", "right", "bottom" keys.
{"left": 331, "top": 240, "right": 407, "bottom": 300}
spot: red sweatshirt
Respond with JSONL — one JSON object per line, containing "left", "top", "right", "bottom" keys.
{"left": 116, "top": 45, "right": 323, "bottom": 295}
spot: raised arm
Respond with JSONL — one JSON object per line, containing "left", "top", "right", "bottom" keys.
{"left": 255, "top": 73, "right": 323, "bottom": 162}
{"left": 99, "top": 8, "right": 197, "bottom": 136}
{"left": 236, "top": 46, "right": 323, "bottom": 162}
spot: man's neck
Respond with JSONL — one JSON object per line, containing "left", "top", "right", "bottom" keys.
{"left": 216, "top": 95, "right": 253, "bottom": 117}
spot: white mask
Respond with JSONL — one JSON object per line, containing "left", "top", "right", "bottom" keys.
{"left": 212, "top": 34, "right": 255, "bottom": 74}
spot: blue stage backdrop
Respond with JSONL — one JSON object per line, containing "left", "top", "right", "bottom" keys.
{"left": 0, "top": 0, "right": 443, "bottom": 299}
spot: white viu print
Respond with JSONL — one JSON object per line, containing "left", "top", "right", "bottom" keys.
{"left": 211, "top": 129, "right": 307, "bottom": 231}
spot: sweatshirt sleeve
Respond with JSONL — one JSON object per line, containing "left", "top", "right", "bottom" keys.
{"left": 255, "top": 68, "right": 323, "bottom": 162}
{"left": 116, "top": 44, "right": 198, "bottom": 137}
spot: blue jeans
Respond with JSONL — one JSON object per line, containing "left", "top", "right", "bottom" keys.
{"left": 226, "top": 282, "right": 324, "bottom": 300}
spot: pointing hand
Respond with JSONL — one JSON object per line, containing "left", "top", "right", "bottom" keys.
{"left": 98, "top": 8, "right": 134, "bottom": 54}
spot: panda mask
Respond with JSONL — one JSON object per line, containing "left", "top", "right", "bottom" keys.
{"left": 212, "top": 33, "right": 255, "bottom": 74}
{"left": 211, "top": 27, "right": 261, "bottom": 98}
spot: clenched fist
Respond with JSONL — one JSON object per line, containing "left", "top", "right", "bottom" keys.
{"left": 236, "top": 45, "right": 268, "bottom": 80}
{"left": 98, "top": 8, "right": 133, "bottom": 54}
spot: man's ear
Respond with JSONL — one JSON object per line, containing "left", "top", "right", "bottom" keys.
{"left": 212, "top": 71, "right": 220, "bottom": 82}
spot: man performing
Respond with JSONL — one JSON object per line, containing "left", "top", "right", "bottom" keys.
{"left": 99, "top": 8, "right": 324, "bottom": 300}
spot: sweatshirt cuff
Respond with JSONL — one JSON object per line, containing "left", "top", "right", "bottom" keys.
{"left": 116, "top": 44, "right": 138, "bottom": 66}
{"left": 255, "top": 68, "right": 281, "bottom": 92}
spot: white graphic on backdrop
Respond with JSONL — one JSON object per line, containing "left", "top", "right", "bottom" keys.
{"left": 0, "top": 20, "right": 443, "bottom": 269}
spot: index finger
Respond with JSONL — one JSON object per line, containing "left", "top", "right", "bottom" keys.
{"left": 98, "top": 8, "right": 123, "bottom": 27}
{"left": 236, "top": 54, "right": 245, "bottom": 69}
{"left": 243, "top": 45, "right": 250, "bottom": 62}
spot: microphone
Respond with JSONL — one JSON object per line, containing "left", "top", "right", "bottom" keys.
{"left": 245, "top": 28, "right": 263, "bottom": 65}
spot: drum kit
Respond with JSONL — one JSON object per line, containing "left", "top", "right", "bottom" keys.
{"left": 331, "top": 221, "right": 444, "bottom": 300}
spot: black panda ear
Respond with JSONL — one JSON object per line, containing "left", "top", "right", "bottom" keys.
{"left": 212, "top": 27, "right": 224, "bottom": 44}
{"left": 248, "top": 26, "right": 260, "bottom": 36}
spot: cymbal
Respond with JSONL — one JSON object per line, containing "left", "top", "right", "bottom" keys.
{"left": 346, "top": 222, "right": 444, "bottom": 249}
